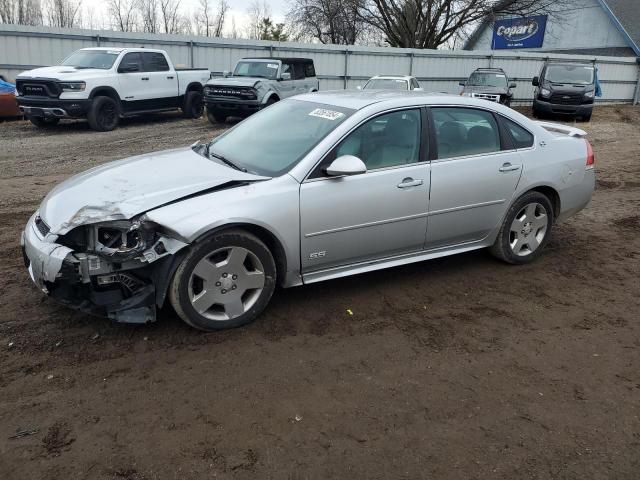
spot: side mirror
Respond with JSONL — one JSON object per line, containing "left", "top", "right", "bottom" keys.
{"left": 532, "top": 76, "right": 539, "bottom": 86}
{"left": 326, "top": 155, "right": 367, "bottom": 177}
{"left": 356, "top": 85, "right": 362, "bottom": 90}
{"left": 509, "top": 82, "right": 517, "bottom": 89}
{"left": 413, "top": 87, "right": 423, "bottom": 91}
{"left": 459, "top": 81, "right": 466, "bottom": 86}
{"left": 119, "top": 63, "right": 139, "bottom": 73}
{"left": 222, "top": 70, "right": 230, "bottom": 77}
{"left": 280, "top": 72, "right": 291, "bottom": 81}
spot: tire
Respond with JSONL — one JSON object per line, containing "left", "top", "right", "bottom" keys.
{"left": 265, "top": 96, "right": 278, "bottom": 107}
{"left": 28, "top": 116, "right": 59, "bottom": 128}
{"left": 169, "top": 229, "right": 277, "bottom": 331}
{"left": 183, "top": 90, "right": 204, "bottom": 119}
{"left": 581, "top": 113, "right": 592, "bottom": 122}
{"left": 489, "top": 191, "right": 554, "bottom": 265}
{"left": 87, "top": 96, "right": 120, "bottom": 131}
{"left": 206, "top": 109, "right": 227, "bottom": 124}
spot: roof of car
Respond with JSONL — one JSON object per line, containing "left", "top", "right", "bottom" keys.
{"left": 241, "top": 57, "right": 313, "bottom": 62}
{"left": 294, "top": 90, "right": 450, "bottom": 110}
{"left": 370, "top": 75, "right": 414, "bottom": 80}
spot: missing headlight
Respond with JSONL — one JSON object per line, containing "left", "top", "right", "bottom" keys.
{"left": 91, "top": 220, "right": 155, "bottom": 261}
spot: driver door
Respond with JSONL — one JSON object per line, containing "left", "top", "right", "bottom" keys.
{"left": 300, "top": 108, "right": 431, "bottom": 274}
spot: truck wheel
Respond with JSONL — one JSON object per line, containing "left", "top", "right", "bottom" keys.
{"left": 87, "top": 96, "right": 120, "bottom": 131}
{"left": 183, "top": 90, "right": 203, "bottom": 119}
{"left": 207, "top": 109, "right": 227, "bottom": 124}
{"left": 489, "top": 191, "right": 554, "bottom": 265}
{"left": 581, "top": 113, "right": 592, "bottom": 122}
{"left": 169, "top": 229, "right": 277, "bottom": 331}
{"left": 28, "top": 116, "right": 60, "bottom": 128}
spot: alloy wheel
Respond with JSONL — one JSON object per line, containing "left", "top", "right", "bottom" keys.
{"left": 509, "top": 202, "right": 548, "bottom": 256}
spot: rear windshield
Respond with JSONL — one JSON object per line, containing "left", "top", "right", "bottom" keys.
{"left": 209, "top": 100, "right": 354, "bottom": 176}
{"left": 363, "top": 78, "right": 409, "bottom": 90}
{"left": 545, "top": 65, "right": 594, "bottom": 85}
{"left": 61, "top": 50, "right": 119, "bottom": 70}
{"left": 233, "top": 61, "right": 279, "bottom": 79}
{"left": 467, "top": 71, "right": 507, "bottom": 88}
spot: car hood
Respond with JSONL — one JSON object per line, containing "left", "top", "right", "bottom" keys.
{"left": 464, "top": 85, "right": 509, "bottom": 94}
{"left": 17, "top": 66, "right": 109, "bottom": 81}
{"left": 40, "top": 147, "right": 269, "bottom": 235}
{"left": 207, "top": 76, "right": 268, "bottom": 88}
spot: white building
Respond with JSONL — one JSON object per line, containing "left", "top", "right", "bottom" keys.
{"left": 464, "top": 0, "right": 640, "bottom": 57}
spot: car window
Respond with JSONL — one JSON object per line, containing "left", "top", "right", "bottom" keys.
{"left": 291, "top": 62, "right": 305, "bottom": 80}
{"left": 363, "top": 78, "right": 409, "bottom": 90}
{"left": 334, "top": 109, "right": 422, "bottom": 170}
{"left": 544, "top": 65, "right": 594, "bottom": 85}
{"left": 411, "top": 78, "right": 420, "bottom": 90}
{"left": 119, "top": 52, "right": 143, "bottom": 72}
{"left": 467, "top": 71, "right": 508, "bottom": 88}
{"left": 61, "top": 50, "right": 119, "bottom": 70}
{"left": 281, "top": 62, "right": 293, "bottom": 78}
{"left": 304, "top": 62, "right": 316, "bottom": 78}
{"left": 142, "top": 52, "right": 169, "bottom": 72}
{"left": 209, "top": 100, "right": 354, "bottom": 177}
{"left": 432, "top": 107, "right": 501, "bottom": 159}
{"left": 233, "top": 61, "right": 279, "bottom": 79}
{"left": 503, "top": 117, "right": 534, "bottom": 149}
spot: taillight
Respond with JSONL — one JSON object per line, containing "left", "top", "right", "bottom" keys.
{"left": 585, "top": 139, "right": 595, "bottom": 167}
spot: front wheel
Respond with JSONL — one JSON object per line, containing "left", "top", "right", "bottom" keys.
{"left": 169, "top": 229, "right": 277, "bottom": 331}
{"left": 28, "top": 116, "right": 60, "bottom": 128}
{"left": 206, "top": 109, "right": 227, "bottom": 124}
{"left": 489, "top": 192, "right": 554, "bottom": 264}
{"left": 87, "top": 96, "right": 120, "bottom": 131}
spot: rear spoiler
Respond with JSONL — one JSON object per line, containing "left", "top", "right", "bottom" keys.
{"left": 535, "top": 121, "right": 587, "bottom": 138}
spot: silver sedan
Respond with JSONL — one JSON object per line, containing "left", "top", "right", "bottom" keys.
{"left": 22, "top": 91, "right": 595, "bottom": 330}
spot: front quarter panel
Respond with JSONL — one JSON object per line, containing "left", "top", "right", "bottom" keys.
{"left": 144, "top": 174, "right": 302, "bottom": 287}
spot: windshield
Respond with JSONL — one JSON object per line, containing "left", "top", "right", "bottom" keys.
{"left": 209, "top": 100, "right": 354, "bottom": 176}
{"left": 545, "top": 65, "right": 594, "bottom": 85}
{"left": 61, "top": 50, "right": 119, "bottom": 70}
{"left": 467, "top": 72, "right": 507, "bottom": 88}
{"left": 363, "top": 78, "right": 408, "bottom": 90}
{"left": 233, "top": 61, "right": 279, "bottom": 79}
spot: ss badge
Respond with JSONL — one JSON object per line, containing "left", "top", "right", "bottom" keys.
{"left": 309, "top": 251, "right": 326, "bottom": 260}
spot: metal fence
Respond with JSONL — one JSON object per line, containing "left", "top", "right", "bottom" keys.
{"left": 1, "top": 23, "right": 639, "bottom": 105}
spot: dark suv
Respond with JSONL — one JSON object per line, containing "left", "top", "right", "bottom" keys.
{"left": 459, "top": 68, "right": 516, "bottom": 106}
{"left": 532, "top": 62, "right": 596, "bottom": 121}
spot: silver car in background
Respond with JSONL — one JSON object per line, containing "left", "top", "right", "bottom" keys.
{"left": 22, "top": 91, "right": 595, "bottom": 331}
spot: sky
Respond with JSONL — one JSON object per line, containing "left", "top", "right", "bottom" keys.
{"left": 81, "top": 0, "right": 288, "bottom": 33}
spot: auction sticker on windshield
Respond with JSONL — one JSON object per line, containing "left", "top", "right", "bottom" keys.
{"left": 267, "top": 64, "right": 279, "bottom": 69}
{"left": 308, "top": 108, "right": 345, "bottom": 121}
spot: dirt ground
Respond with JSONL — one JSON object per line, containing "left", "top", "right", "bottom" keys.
{"left": 0, "top": 106, "right": 639, "bottom": 480}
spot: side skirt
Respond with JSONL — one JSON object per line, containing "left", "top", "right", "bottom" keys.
{"left": 301, "top": 239, "right": 491, "bottom": 285}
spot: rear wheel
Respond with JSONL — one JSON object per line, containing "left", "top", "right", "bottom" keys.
{"left": 169, "top": 229, "right": 277, "bottom": 331}
{"left": 490, "top": 192, "right": 554, "bottom": 264}
{"left": 183, "top": 90, "right": 204, "bottom": 119}
{"left": 28, "top": 116, "right": 59, "bottom": 128}
{"left": 87, "top": 96, "right": 120, "bottom": 131}
{"left": 206, "top": 109, "right": 227, "bottom": 124}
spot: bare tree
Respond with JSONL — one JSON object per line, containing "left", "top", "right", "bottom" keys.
{"left": 197, "top": 0, "right": 227, "bottom": 37}
{"left": 107, "top": 0, "right": 138, "bottom": 31}
{"left": 360, "top": 0, "right": 578, "bottom": 49}
{"left": 159, "top": 0, "right": 180, "bottom": 33}
{"left": 0, "top": 0, "right": 43, "bottom": 25}
{"left": 45, "top": 0, "right": 81, "bottom": 27}
{"left": 288, "top": 0, "right": 366, "bottom": 45}
{"left": 138, "top": 0, "right": 158, "bottom": 32}
{"left": 245, "top": 0, "right": 270, "bottom": 39}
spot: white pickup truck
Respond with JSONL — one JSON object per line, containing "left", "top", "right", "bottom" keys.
{"left": 15, "top": 47, "right": 210, "bottom": 131}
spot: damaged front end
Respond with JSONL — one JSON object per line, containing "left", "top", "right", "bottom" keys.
{"left": 22, "top": 213, "right": 188, "bottom": 323}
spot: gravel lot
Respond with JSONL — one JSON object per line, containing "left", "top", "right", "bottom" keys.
{"left": 0, "top": 106, "right": 639, "bottom": 480}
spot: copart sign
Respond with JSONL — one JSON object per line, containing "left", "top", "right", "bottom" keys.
{"left": 491, "top": 15, "right": 547, "bottom": 49}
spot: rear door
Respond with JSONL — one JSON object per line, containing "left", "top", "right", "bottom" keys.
{"left": 425, "top": 106, "right": 523, "bottom": 249}
{"left": 141, "top": 52, "right": 177, "bottom": 108}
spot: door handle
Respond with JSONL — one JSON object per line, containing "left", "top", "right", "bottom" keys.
{"left": 397, "top": 178, "right": 423, "bottom": 188}
{"left": 499, "top": 163, "right": 521, "bottom": 172}
{"left": 141, "top": 77, "right": 149, "bottom": 81}
{"left": 167, "top": 76, "right": 174, "bottom": 79}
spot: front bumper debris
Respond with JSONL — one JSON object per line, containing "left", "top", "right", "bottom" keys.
{"left": 21, "top": 214, "right": 187, "bottom": 324}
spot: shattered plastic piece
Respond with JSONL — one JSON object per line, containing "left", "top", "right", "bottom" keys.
{"left": 346, "top": 309, "right": 353, "bottom": 316}
{"left": 294, "top": 414, "right": 302, "bottom": 422}
{"left": 7, "top": 341, "right": 14, "bottom": 348}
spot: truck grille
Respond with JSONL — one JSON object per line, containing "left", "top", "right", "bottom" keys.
{"left": 16, "top": 79, "right": 61, "bottom": 98}
{"left": 34, "top": 216, "right": 51, "bottom": 237}
{"left": 205, "top": 86, "right": 257, "bottom": 100}
{"left": 472, "top": 93, "right": 500, "bottom": 103}
{"left": 549, "top": 92, "right": 583, "bottom": 105}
